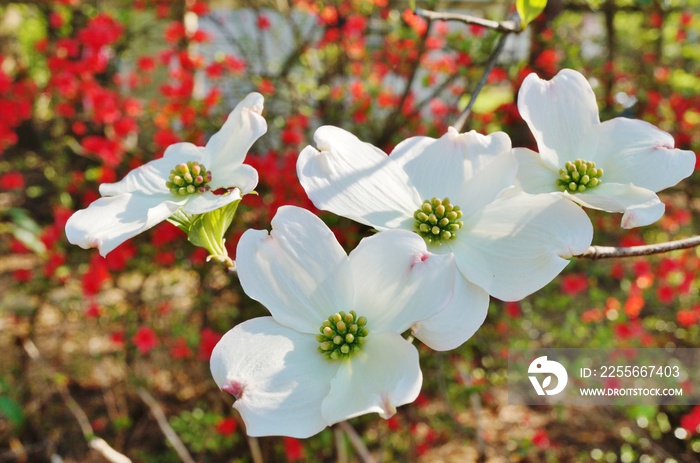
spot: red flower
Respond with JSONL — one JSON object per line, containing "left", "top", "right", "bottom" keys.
{"left": 257, "top": 79, "right": 275, "bottom": 95}
{"left": 623, "top": 294, "right": 644, "bottom": 318}
{"left": 170, "top": 337, "right": 193, "bottom": 359}
{"left": 532, "top": 429, "right": 550, "bottom": 449}
{"left": 656, "top": 285, "right": 674, "bottom": 304}
{"left": 198, "top": 328, "right": 223, "bottom": 361}
{"left": 110, "top": 331, "right": 125, "bottom": 346}
{"left": 189, "top": 1, "right": 210, "bottom": 16}
{"left": 505, "top": 301, "right": 521, "bottom": 318}
{"left": 681, "top": 405, "right": 700, "bottom": 434}
{"left": 257, "top": 15, "right": 271, "bottom": 30}
{"left": 165, "top": 21, "right": 186, "bottom": 43}
{"left": 677, "top": 310, "right": 698, "bottom": 328}
{"left": 12, "top": 268, "right": 32, "bottom": 283}
{"left": 0, "top": 172, "right": 25, "bottom": 190}
{"left": 137, "top": 56, "right": 156, "bottom": 72}
{"left": 560, "top": 273, "right": 588, "bottom": 296}
{"left": 82, "top": 254, "right": 111, "bottom": 296}
{"left": 283, "top": 437, "right": 305, "bottom": 461}
{"left": 133, "top": 326, "right": 159, "bottom": 354}
{"left": 214, "top": 417, "right": 238, "bottom": 436}
{"left": 85, "top": 302, "right": 102, "bottom": 318}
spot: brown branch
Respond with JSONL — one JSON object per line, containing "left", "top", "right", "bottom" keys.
{"left": 338, "top": 421, "right": 376, "bottom": 463}
{"left": 414, "top": 8, "right": 520, "bottom": 33}
{"left": 373, "top": 13, "right": 433, "bottom": 147}
{"left": 136, "top": 388, "right": 195, "bottom": 463}
{"left": 576, "top": 235, "right": 700, "bottom": 260}
{"left": 22, "top": 340, "right": 132, "bottom": 463}
{"left": 452, "top": 30, "right": 510, "bottom": 132}
{"left": 246, "top": 436, "right": 264, "bottom": 463}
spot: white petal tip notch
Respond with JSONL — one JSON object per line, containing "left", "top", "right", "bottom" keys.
{"left": 621, "top": 199, "right": 665, "bottom": 229}
{"left": 221, "top": 380, "right": 245, "bottom": 400}
{"left": 379, "top": 393, "right": 397, "bottom": 420}
{"left": 241, "top": 92, "right": 264, "bottom": 115}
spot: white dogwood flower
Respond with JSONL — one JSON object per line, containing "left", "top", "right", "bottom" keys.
{"left": 297, "top": 126, "right": 593, "bottom": 350}
{"left": 65, "top": 93, "right": 267, "bottom": 256}
{"left": 210, "top": 206, "right": 455, "bottom": 438}
{"left": 515, "top": 68, "right": 695, "bottom": 228}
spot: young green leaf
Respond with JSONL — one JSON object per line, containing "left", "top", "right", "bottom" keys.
{"left": 516, "top": 0, "right": 548, "bottom": 29}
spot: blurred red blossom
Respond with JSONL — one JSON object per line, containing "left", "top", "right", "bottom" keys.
{"left": 133, "top": 326, "right": 159, "bottom": 354}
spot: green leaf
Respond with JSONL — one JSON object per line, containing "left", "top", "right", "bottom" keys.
{"left": 186, "top": 199, "right": 241, "bottom": 269}
{"left": 0, "top": 397, "right": 25, "bottom": 429}
{"left": 516, "top": 0, "right": 548, "bottom": 29}
{"left": 8, "top": 208, "right": 47, "bottom": 256}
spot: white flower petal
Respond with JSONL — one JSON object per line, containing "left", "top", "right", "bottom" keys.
{"left": 569, "top": 183, "right": 665, "bottom": 228}
{"left": 224, "top": 164, "right": 259, "bottom": 195}
{"left": 452, "top": 191, "right": 593, "bottom": 301}
{"left": 297, "top": 126, "right": 420, "bottom": 230}
{"left": 99, "top": 143, "right": 203, "bottom": 196}
{"left": 182, "top": 188, "right": 242, "bottom": 214}
{"left": 518, "top": 69, "right": 600, "bottom": 166}
{"left": 236, "top": 206, "right": 353, "bottom": 334}
{"left": 594, "top": 117, "right": 696, "bottom": 192}
{"left": 65, "top": 193, "right": 185, "bottom": 256}
{"left": 348, "top": 230, "right": 455, "bottom": 334}
{"left": 203, "top": 92, "right": 267, "bottom": 182}
{"left": 514, "top": 147, "right": 560, "bottom": 194}
{"left": 210, "top": 317, "right": 337, "bottom": 438}
{"left": 321, "top": 332, "right": 421, "bottom": 424}
{"left": 411, "top": 273, "right": 489, "bottom": 351}
{"left": 391, "top": 128, "right": 515, "bottom": 216}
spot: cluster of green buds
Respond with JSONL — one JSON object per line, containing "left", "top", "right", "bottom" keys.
{"left": 557, "top": 159, "right": 603, "bottom": 193}
{"left": 317, "top": 311, "right": 368, "bottom": 360}
{"left": 166, "top": 161, "right": 212, "bottom": 196}
{"left": 413, "top": 197, "right": 463, "bottom": 244}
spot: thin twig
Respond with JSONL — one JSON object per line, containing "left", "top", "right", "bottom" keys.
{"left": 338, "top": 421, "right": 376, "bottom": 463}
{"left": 469, "top": 393, "right": 486, "bottom": 459}
{"left": 452, "top": 31, "right": 510, "bottom": 132}
{"left": 22, "top": 340, "right": 132, "bottom": 463}
{"left": 334, "top": 425, "right": 348, "bottom": 463}
{"left": 414, "top": 8, "right": 520, "bottom": 33}
{"left": 136, "top": 388, "right": 195, "bottom": 463}
{"left": 577, "top": 235, "right": 700, "bottom": 260}
{"left": 246, "top": 436, "right": 264, "bottom": 463}
{"left": 374, "top": 12, "right": 433, "bottom": 147}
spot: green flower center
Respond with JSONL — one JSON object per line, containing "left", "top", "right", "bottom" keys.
{"left": 557, "top": 159, "right": 603, "bottom": 193}
{"left": 413, "top": 197, "right": 463, "bottom": 244}
{"left": 316, "top": 311, "right": 368, "bottom": 360}
{"left": 166, "top": 161, "right": 212, "bottom": 196}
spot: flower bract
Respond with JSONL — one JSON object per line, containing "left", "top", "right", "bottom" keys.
{"left": 515, "top": 68, "right": 696, "bottom": 228}
{"left": 210, "top": 206, "right": 455, "bottom": 438}
{"left": 65, "top": 93, "right": 267, "bottom": 256}
{"left": 297, "top": 126, "right": 593, "bottom": 350}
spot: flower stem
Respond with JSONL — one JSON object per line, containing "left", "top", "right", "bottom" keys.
{"left": 576, "top": 235, "right": 700, "bottom": 260}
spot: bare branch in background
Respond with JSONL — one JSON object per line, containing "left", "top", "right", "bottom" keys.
{"left": 414, "top": 8, "right": 520, "bottom": 33}
{"left": 577, "top": 235, "right": 700, "bottom": 260}
{"left": 136, "top": 388, "right": 195, "bottom": 463}
{"left": 451, "top": 31, "right": 510, "bottom": 132}
{"left": 337, "top": 421, "right": 376, "bottom": 463}
{"left": 22, "top": 339, "right": 132, "bottom": 463}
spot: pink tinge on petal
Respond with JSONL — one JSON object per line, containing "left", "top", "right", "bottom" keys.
{"left": 222, "top": 380, "right": 245, "bottom": 400}
{"left": 410, "top": 252, "right": 430, "bottom": 269}
{"left": 379, "top": 393, "right": 397, "bottom": 419}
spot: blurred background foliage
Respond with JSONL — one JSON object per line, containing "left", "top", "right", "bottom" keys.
{"left": 0, "top": 0, "right": 699, "bottom": 461}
